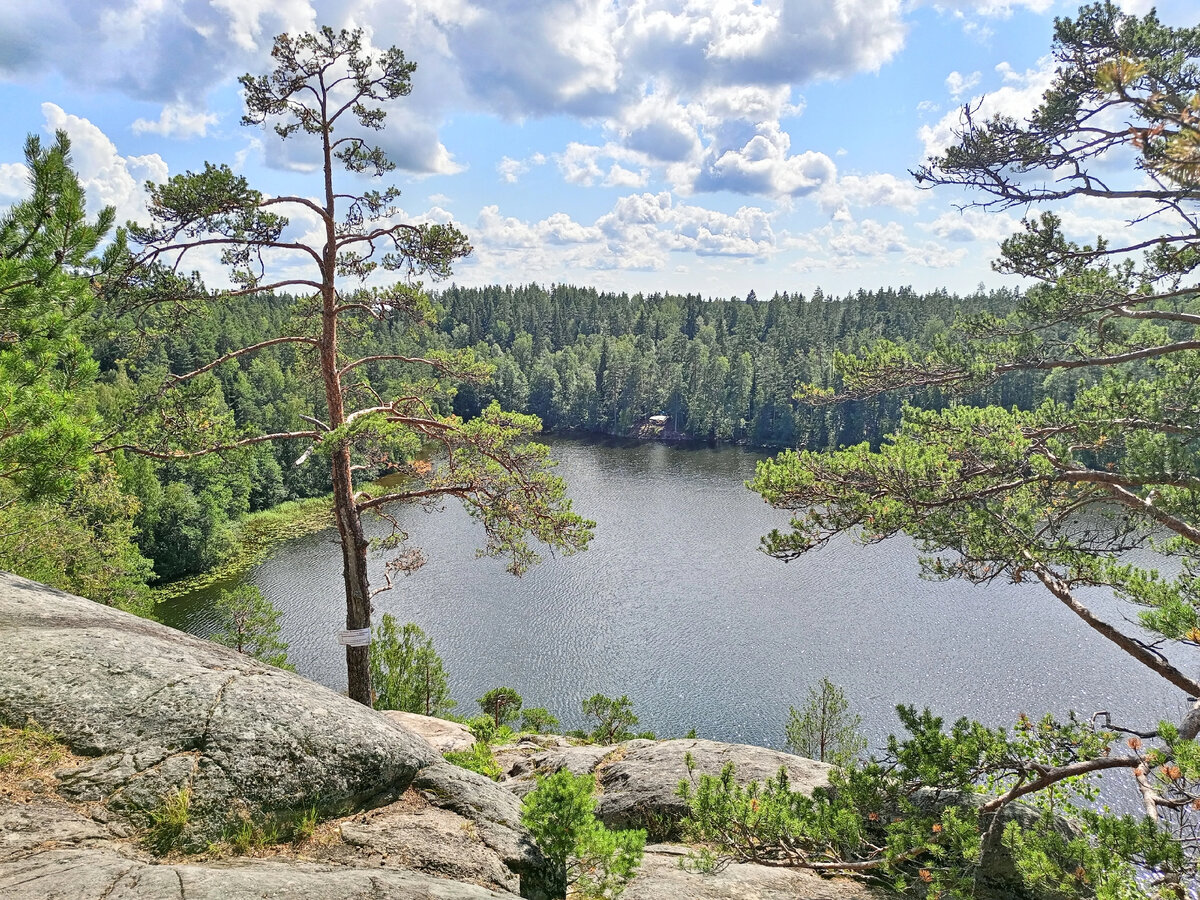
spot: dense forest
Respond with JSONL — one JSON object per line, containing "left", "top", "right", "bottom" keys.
{"left": 72, "top": 281, "right": 1066, "bottom": 590}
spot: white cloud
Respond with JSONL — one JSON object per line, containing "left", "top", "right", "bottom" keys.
{"left": 925, "top": 208, "right": 1018, "bottom": 243}
{"left": 919, "top": 56, "right": 1056, "bottom": 159}
{"left": 828, "top": 218, "right": 907, "bottom": 258}
{"left": 0, "top": 163, "right": 28, "bottom": 200}
{"left": 471, "top": 189, "right": 781, "bottom": 278}
{"left": 41, "top": 102, "right": 167, "bottom": 225}
{"left": 556, "top": 142, "right": 647, "bottom": 188}
{"left": 498, "top": 154, "right": 543, "bottom": 183}
{"left": 819, "top": 173, "right": 922, "bottom": 215}
{"left": 0, "top": 0, "right": 314, "bottom": 103}
{"left": 132, "top": 103, "right": 219, "bottom": 139}
{"left": 945, "top": 70, "right": 981, "bottom": 98}
{"left": 924, "top": 0, "right": 1054, "bottom": 15}
{"left": 694, "top": 124, "right": 836, "bottom": 197}
{"left": 604, "top": 163, "right": 648, "bottom": 188}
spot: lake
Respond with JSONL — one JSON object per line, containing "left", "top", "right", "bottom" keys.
{"left": 161, "top": 436, "right": 1190, "bottom": 751}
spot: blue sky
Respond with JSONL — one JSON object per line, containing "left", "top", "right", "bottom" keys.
{"left": 1, "top": 0, "right": 1196, "bottom": 300}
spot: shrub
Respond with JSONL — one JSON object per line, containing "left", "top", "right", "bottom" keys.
{"left": 522, "top": 769, "right": 645, "bottom": 898}
{"left": 582, "top": 693, "right": 639, "bottom": 745}
{"left": 784, "top": 676, "right": 865, "bottom": 768}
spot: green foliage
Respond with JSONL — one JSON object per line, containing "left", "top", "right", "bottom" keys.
{"left": 521, "top": 769, "right": 646, "bottom": 898}
{"left": 465, "top": 714, "right": 499, "bottom": 745}
{"left": 521, "top": 707, "right": 561, "bottom": 734}
{"left": 0, "top": 132, "right": 157, "bottom": 610}
{"left": 444, "top": 742, "right": 503, "bottom": 781}
{"left": 478, "top": 686, "right": 522, "bottom": 729}
{"left": 784, "top": 677, "right": 866, "bottom": 768}
{"left": 434, "top": 282, "right": 1028, "bottom": 450}
{"left": 144, "top": 786, "right": 191, "bottom": 855}
{"left": 749, "top": 6, "right": 1200, "bottom": 883}
{"left": 368, "top": 614, "right": 456, "bottom": 716}
{"left": 0, "top": 131, "right": 111, "bottom": 504}
{"left": 209, "top": 584, "right": 291, "bottom": 669}
{"left": 678, "top": 705, "right": 1187, "bottom": 897}
{"left": 117, "top": 25, "right": 593, "bottom": 704}
{"left": 582, "top": 694, "right": 639, "bottom": 745}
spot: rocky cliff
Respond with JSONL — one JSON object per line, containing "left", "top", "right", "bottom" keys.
{"left": 0, "top": 573, "right": 880, "bottom": 899}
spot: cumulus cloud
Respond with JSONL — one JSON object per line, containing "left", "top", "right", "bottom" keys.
{"left": 132, "top": 103, "right": 219, "bottom": 139}
{"left": 924, "top": 208, "right": 1017, "bottom": 243}
{"left": 819, "top": 173, "right": 922, "bottom": 215}
{"left": 945, "top": 70, "right": 981, "bottom": 98}
{"left": 0, "top": 163, "right": 28, "bottom": 201}
{"left": 923, "top": 0, "right": 1054, "bottom": 15}
{"left": 41, "top": 103, "right": 167, "bottom": 225}
{"left": 497, "top": 153, "right": 546, "bottom": 183}
{"left": 0, "top": 0, "right": 314, "bottom": 103}
{"left": 470, "top": 189, "right": 781, "bottom": 278}
{"left": 0, "top": 1, "right": 914, "bottom": 194}
{"left": 919, "top": 56, "right": 1056, "bottom": 159}
{"left": 694, "top": 124, "right": 836, "bottom": 197}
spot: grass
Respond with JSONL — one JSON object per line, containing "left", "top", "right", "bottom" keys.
{"left": 444, "top": 743, "right": 504, "bottom": 781}
{"left": 0, "top": 721, "right": 68, "bottom": 777}
{"left": 145, "top": 786, "right": 192, "bottom": 855}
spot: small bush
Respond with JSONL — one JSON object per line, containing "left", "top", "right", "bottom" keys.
{"left": 445, "top": 742, "right": 503, "bottom": 781}
{"left": 522, "top": 769, "right": 645, "bottom": 898}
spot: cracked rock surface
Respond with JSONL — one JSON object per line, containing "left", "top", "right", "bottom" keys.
{"left": 0, "top": 573, "right": 435, "bottom": 845}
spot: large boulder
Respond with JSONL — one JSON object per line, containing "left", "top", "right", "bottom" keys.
{"left": 0, "top": 573, "right": 437, "bottom": 846}
{"left": 413, "top": 760, "right": 564, "bottom": 900}
{"left": 499, "top": 737, "right": 832, "bottom": 840}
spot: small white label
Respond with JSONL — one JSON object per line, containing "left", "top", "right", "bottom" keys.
{"left": 337, "top": 628, "right": 372, "bottom": 647}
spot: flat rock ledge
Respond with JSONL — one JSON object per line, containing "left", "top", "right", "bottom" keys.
{"left": 381, "top": 710, "right": 475, "bottom": 754}
{"left": 626, "top": 844, "right": 886, "bottom": 900}
{"left": 0, "top": 797, "right": 516, "bottom": 899}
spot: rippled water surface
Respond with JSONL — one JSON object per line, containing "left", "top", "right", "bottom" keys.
{"left": 161, "top": 437, "right": 1189, "bottom": 750}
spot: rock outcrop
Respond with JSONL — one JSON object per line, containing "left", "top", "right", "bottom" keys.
{"left": 0, "top": 798, "right": 513, "bottom": 900}
{"left": 626, "top": 844, "right": 884, "bottom": 899}
{"left": 381, "top": 710, "right": 475, "bottom": 753}
{"left": 498, "top": 734, "right": 832, "bottom": 839}
{"left": 0, "top": 573, "right": 556, "bottom": 898}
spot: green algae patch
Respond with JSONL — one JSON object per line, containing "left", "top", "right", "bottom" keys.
{"left": 152, "top": 496, "right": 333, "bottom": 602}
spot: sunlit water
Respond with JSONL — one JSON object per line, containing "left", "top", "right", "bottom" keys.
{"left": 161, "top": 436, "right": 1190, "bottom": 753}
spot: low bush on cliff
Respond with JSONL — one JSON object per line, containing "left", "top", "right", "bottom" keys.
{"left": 522, "top": 769, "right": 645, "bottom": 899}
{"left": 678, "top": 705, "right": 1186, "bottom": 898}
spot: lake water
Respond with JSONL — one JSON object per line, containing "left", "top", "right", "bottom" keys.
{"left": 161, "top": 436, "right": 1191, "bottom": 752}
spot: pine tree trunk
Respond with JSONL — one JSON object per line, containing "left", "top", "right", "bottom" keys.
{"left": 332, "top": 442, "right": 373, "bottom": 705}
